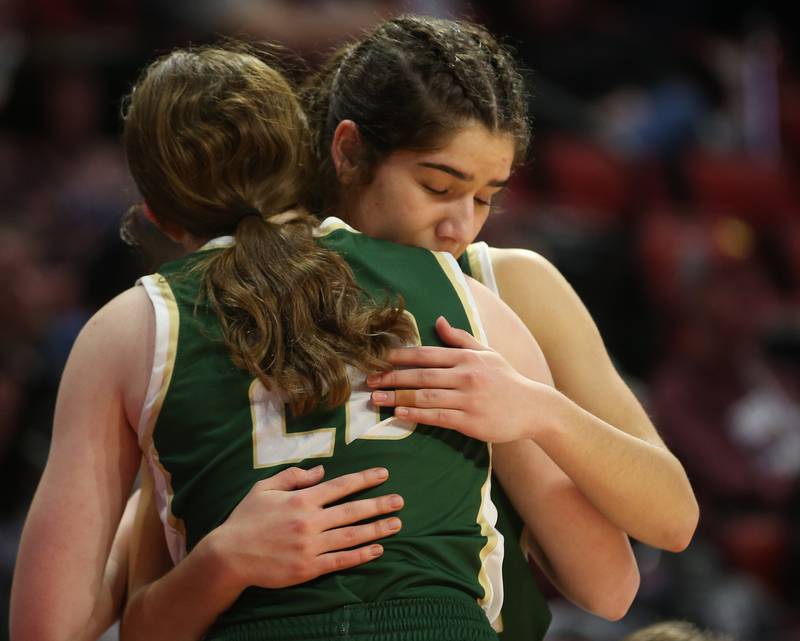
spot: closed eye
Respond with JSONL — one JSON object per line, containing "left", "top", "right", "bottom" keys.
{"left": 423, "top": 185, "right": 448, "bottom": 195}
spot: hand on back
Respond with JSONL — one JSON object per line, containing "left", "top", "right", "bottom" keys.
{"left": 211, "top": 465, "right": 403, "bottom": 589}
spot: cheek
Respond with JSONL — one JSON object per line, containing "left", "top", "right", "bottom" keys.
{"left": 377, "top": 184, "right": 426, "bottom": 235}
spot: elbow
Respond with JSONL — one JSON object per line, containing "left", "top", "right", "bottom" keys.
{"left": 581, "top": 564, "right": 640, "bottom": 621}
{"left": 660, "top": 496, "right": 700, "bottom": 553}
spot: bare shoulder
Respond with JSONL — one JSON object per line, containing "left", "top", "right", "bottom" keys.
{"left": 73, "top": 285, "right": 154, "bottom": 420}
{"left": 488, "top": 247, "right": 571, "bottom": 301}
{"left": 486, "top": 246, "right": 660, "bottom": 443}
{"left": 80, "top": 286, "right": 153, "bottom": 359}
{"left": 487, "top": 246, "right": 550, "bottom": 270}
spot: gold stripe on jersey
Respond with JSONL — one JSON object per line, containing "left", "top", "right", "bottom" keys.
{"left": 430, "top": 251, "right": 503, "bottom": 625}
{"left": 476, "top": 445, "right": 503, "bottom": 626}
{"left": 137, "top": 274, "right": 188, "bottom": 562}
{"left": 432, "top": 252, "right": 487, "bottom": 345}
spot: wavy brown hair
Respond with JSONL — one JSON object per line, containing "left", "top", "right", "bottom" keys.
{"left": 122, "top": 44, "right": 415, "bottom": 414}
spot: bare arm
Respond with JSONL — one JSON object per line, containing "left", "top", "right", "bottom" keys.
{"left": 468, "top": 287, "right": 641, "bottom": 619}
{"left": 371, "top": 250, "right": 698, "bottom": 552}
{"left": 489, "top": 248, "right": 698, "bottom": 550}
{"left": 471, "top": 286, "right": 639, "bottom": 620}
{"left": 10, "top": 288, "right": 148, "bottom": 641}
{"left": 370, "top": 290, "right": 639, "bottom": 619}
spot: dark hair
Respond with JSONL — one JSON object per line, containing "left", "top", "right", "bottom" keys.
{"left": 122, "top": 44, "right": 415, "bottom": 414}
{"left": 302, "top": 15, "right": 530, "bottom": 216}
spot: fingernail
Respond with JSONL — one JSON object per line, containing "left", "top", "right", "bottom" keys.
{"left": 387, "top": 517, "right": 402, "bottom": 530}
{"left": 372, "top": 391, "right": 388, "bottom": 403}
{"left": 389, "top": 494, "right": 403, "bottom": 509}
{"left": 309, "top": 465, "right": 324, "bottom": 474}
{"left": 366, "top": 374, "right": 381, "bottom": 386}
{"left": 370, "top": 544, "right": 383, "bottom": 557}
{"left": 372, "top": 467, "right": 389, "bottom": 480}
{"left": 395, "top": 407, "right": 409, "bottom": 417}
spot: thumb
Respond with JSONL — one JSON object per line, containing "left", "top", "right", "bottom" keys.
{"left": 260, "top": 465, "right": 325, "bottom": 492}
{"left": 435, "top": 316, "right": 486, "bottom": 350}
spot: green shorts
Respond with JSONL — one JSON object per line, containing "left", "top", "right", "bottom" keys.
{"left": 206, "top": 597, "right": 499, "bottom": 641}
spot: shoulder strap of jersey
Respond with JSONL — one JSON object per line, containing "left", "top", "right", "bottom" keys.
{"left": 462, "top": 242, "right": 499, "bottom": 295}
{"left": 314, "top": 216, "right": 359, "bottom": 237}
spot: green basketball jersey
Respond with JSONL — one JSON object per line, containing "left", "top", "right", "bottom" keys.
{"left": 136, "top": 218, "right": 504, "bottom": 636}
{"left": 459, "top": 242, "right": 552, "bottom": 641}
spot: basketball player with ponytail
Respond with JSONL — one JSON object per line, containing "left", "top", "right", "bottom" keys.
{"left": 11, "top": 43, "right": 557, "bottom": 641}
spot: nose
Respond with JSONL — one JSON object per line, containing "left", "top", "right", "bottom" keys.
{"left": 436, "top": 197, "right": 474, "bottom": 248}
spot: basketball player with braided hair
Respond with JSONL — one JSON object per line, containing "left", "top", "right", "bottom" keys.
{"left": 299, "top": 15, "right": 698, "bottom": 640}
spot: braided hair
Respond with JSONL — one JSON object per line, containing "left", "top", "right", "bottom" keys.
{"left": 302, "top": 15, "right": 530, "bottom": 217}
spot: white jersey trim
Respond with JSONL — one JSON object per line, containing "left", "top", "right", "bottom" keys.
{"left": 465, "top": 242, "right": 499, "bottom": 295}
{"left": 314, "top": 216, "right": 359, "bottom": 237}
{"left": 136, "top": 274, "right": 188, "bottom": 563}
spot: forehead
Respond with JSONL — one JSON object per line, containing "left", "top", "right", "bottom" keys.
{"left": 386, "top": 124, "right": 516, "bottom": 176}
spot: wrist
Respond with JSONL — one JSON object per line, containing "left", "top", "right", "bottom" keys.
{"left": 199, "top": 526, "right": 249, "bottom": 597}
{"left": 523, "top": 379, "right": 567, "bottom": 443}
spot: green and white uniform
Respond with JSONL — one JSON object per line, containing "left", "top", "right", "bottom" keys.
{"left": 136, "top": 218, "right": 503, "bottom": 641}
{"left": 459, "top": 242, "right": 552, "bottom": 641}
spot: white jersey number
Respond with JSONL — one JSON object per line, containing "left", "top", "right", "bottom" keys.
{"left": 251, "top": 316, "right": 420, "bottom": 468}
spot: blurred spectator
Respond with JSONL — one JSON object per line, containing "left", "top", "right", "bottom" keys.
{"left": 143, "top": 0, "right": 466, "bottom": 63}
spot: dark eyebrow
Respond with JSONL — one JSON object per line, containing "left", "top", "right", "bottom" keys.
{"left": 417, "top": 162, "right": 509, "bottom": 188}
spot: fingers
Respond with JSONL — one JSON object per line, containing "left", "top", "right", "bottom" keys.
{"left": 318, "top": 516, "right": 402, "bottom": 553}
{"left": 302, "top": 467, "right": 389, "bottom": 506}
{"left": 435, "top": 316, "right": 486, "bottom": 350}
{"left": 314, "top": 544, "right": 385, "bottom": 576}
{"left": 393, "top": 406, "right": 469, "bottom": 432}
{"left": 371, "top": 388, "right": 466, "bottom": 410}
{"left": 260, "top": 465, "right": 325, "bottom": 492}
{"left": 380, "top": 345, "right": 463, "bottom": 368}
{"left": 320, "top": 493, "right": 404, "bottom": 530}
{"left": 367, "top": 367, "right": 453, "bottom": 390}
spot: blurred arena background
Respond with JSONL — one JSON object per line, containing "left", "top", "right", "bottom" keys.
{"left": 1, "top": 1, "right": 799, "bottom": 639}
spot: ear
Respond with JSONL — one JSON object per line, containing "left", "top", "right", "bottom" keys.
{"left": 142, "top": 201, "right": 187, "bottom": 245}
{"left": 331, "top": 119, "right": 363, "bottom": 184}
{"left": 141, "top": 201, "right": 158, "bottom": 224}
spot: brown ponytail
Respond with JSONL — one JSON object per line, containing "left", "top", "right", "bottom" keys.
{"left": 123, "top": 43, "right": 415, "bottom": 414}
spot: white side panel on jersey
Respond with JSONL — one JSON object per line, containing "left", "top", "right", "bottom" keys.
{"left": 137, "top": 274, "right": 188, "bottom": 563}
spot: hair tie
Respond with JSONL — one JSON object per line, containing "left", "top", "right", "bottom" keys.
{"left": 239, "top": 207, "right": 262, "bottom": 221}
